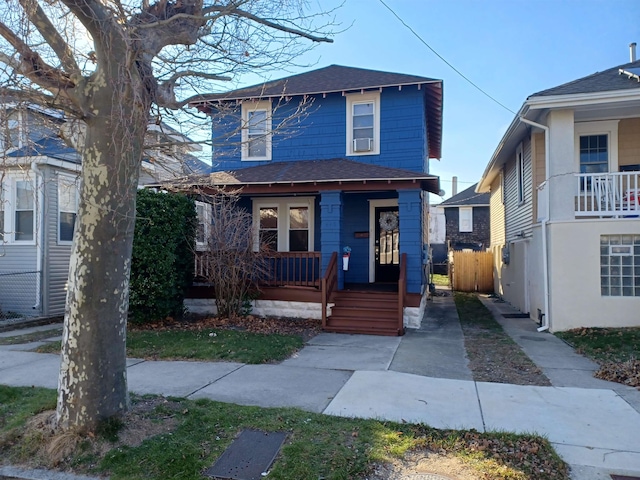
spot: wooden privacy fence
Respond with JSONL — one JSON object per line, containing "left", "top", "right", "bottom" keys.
{"left": 450, "top": 250, "right": 493, "bottom": 293}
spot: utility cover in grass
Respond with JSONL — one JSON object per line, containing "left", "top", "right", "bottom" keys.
{"left": 205, "top": 429, "right": 287, "bottom": 480}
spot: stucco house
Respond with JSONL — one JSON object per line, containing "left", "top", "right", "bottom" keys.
{"left": 477, "top": 52, "right": 640, "bottom": 332}
{"left": 0, "top": 102, "right": 207, "bottom": 320}
{"left": 183, "top": 65, "right": 444, "bottom": 335}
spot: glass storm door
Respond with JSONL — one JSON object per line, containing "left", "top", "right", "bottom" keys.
{"left": 374, "top": 207, "right": 400, "bottom": 282}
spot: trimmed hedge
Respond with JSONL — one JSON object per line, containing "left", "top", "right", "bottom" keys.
{"left": 129, "top": 189, "right": 197, "bottom": 324}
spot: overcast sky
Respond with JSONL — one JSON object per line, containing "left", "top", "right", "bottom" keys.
{"left": 232, "top": 0, "right": 640, "bottom": 198}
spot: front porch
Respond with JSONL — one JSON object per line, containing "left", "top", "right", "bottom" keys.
{"left": 192, "top": 250, "right": 420, "bottom": 336}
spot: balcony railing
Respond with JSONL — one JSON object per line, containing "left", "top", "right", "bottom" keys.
{"left": 575, "top": 172, "right": 640, "bottom": 218}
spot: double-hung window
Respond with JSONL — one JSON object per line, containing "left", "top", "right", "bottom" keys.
{"left": 15, "top": 180, "right": 34, "bottom": 241}
{"left": 579, "top": 134, "right": 608, "bottom": 175}
{"left": 58, "top": 175, "right": 78, "bottom": 243}
{"left": 253, "top": 198, "right": 314, "bottom": 252}
{"left": 346, "top": 92, "right": 380, "bottom": 155}
{"left": 242, "top": 100, "right": 272, "bottom": 161}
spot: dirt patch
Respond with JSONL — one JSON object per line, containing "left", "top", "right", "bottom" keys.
{"left": 461, "top": 327, "right": 551, "bottom": 386}
{"left": 368, "top": 451, "right": 483, "bottom": 479}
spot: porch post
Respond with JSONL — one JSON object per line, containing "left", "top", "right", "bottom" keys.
{"left": 320, "top": 190, "right": 344, "bottom": 290}
{"left": 547, "top": 109, "right": 575, "bottom": 222}
{"left": 398, "top": 189, "right": 423, "bottom": 294}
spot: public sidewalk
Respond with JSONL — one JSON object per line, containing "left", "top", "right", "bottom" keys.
{"left": 1, "top": 298, "right": 639, "bottom": 479}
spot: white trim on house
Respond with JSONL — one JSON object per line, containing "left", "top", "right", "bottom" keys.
{"left": 195, "top": 201, "right": 212, "bottom": 251}
{"left": 346, "top": 91, "right": 380, "bottom": 156}
{"left": 574, "top": 120, "right": 619, "bottom": 173}
{"left": 57, "top": 173, "right": 79, "bottom": 245}
{"left": 459, "top": 206, "right": 473, "bottom": 232}
{"left": 1, "top": 172, "right": 38, "bottom": 245}
{"left": 252, "top": 196, "right": 315, "bottom": 252}
{"left": 368, "top": 198, "right": 398, "bottom": 282}
{"left": 241, "top": 100, "right": 272, "bottom": 161}
{"left": 527, "top": 89, "right": 640, "bottom": 110}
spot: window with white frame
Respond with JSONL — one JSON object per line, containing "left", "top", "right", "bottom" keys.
{"left": 195, "top": 201, "right": 211, "bottom": 251}
{"left": 241, "top": 100, "right": 272, "bottom": 161}
{"left": 459, "top": 207, "right": 473, "bottom": 232}
{"left": 516, "top": 143, "right": 524, "bottom": 204}
{"left": 600, "top": 234, "right": 640, "bottom": 297}
{"left": 58, "top": 175, "right": 78, "bottom": 243}
{"left": 15, "top": 179, "right": 34, "bottom": 241}
{"left": 346, "top": 91, "right": 380, "bottom": 155}
{"left": 253, "top": 197, "right": 314, "bottom": 252}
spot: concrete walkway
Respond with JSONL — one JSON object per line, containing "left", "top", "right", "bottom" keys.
{"left": 1, "top": 295, "right": 639, "bottom": 480}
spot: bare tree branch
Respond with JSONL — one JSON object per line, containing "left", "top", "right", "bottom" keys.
{"left": 18, "top": 0, "right": 81, "bottom": 77}
{"left": 230, "top": 7, "right": 334, "bottom": 44}
{"left": 0, "top": 20, "right": 75, "bottom": 91}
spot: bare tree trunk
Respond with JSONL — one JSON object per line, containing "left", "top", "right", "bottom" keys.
{"left": 56, "top": 78, "right": 150, "bottom": 431}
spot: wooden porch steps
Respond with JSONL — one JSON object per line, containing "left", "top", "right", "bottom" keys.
{"left": 325, "top": 290, "right": 404, "bottom": 336}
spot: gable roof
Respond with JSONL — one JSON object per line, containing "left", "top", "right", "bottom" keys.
{"left": 530, "top": 59, "right": 640, "bottom": 98}
{"left": 477, "top": 57, "right": 640, "bottom": 193}
{"left": 440, "top": 183, "right": 489, "bottom": 207}
{"left": 8, "top": 136, "right": 80, "bottom": 163}
{"left": 159, "top": 158, "right": 440, "bottom": 195}
{"left": 193, "top": 65, "right": 444, "bottom": 160}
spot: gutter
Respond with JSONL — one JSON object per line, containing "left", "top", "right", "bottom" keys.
{"left": 30, "top": 161, "right": 44, "bottom": 313}
{"left": 518, "top": 117, "right": 550, "bottom": 332}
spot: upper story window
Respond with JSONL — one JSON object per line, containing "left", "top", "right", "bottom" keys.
{"left": 579, "top": 134, "right": 608, "bottom": 174}
{"left": 253, "top": 197, "right": 314, "bottom": 252}
{"left": 241, "top": 100, "right": 272, "bottom": 161}
{"left": 346, "top": 92, "right": 380, "bottom": 156}
{"left": 516, "top": 143, "right": 524, "bottom": 204}
{"left": 459, "top": 207, "right": 473, "bottom": 232}
{"left": 58, "top": 175, "right": 79, "bottom": 243}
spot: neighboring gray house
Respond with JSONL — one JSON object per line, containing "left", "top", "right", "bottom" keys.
{"left": 0, "top": 103, "right": 208, "bottom": 319}
{"left": 439, "top": 183, "right": 490, "bottom": 251}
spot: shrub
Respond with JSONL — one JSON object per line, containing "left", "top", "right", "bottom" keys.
{"left": 129, "top": 189, "right": 197, "bottom": 324}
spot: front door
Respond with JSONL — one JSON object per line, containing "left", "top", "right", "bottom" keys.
{"left": 374, "top": 207, "right": 400, "bottom": 282}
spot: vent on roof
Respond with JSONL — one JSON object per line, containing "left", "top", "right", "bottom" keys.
{"left": 353, "top": 138, "right": 373, "bottom": 152}
{"left": 619, "top": 67, "right": 640, "bottom": 82}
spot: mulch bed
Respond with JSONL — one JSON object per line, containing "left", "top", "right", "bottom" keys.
{"left": 130, "top": 315, "right": 323, "bottom": 341}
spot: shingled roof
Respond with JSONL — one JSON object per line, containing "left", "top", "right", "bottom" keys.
{"left": 440, "top": 183, "right": 489, "bottom": 207}
{"left": 529, "top": 59, "right": 640, "bottom": 98}
{"left": 193, "top": 65, "right": 443, "bottom": 160}
{"left": 166, "top": 158, "right": 440, "bottom": 194}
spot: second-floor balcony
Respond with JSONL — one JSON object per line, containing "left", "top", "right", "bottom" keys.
{"left": 575, "top": 171, "right": 640, "bottom": 218}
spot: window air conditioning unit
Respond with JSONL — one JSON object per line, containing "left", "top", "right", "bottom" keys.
{"left": 353, "top": 137, "right": 373, "bottom": 152}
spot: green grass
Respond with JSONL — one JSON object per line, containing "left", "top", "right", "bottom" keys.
{"left": 556, "top": 327, "right": 640, "bottom": 363}
{"left": 454, "top": 292, "right": 502, "bottom": 331}
{"left": 35, "top": 329, "right": 304, "bottom": 364}
{"left": 0, "top": 386, "right": 568, "bottom": 480}
{"left": 430, "top": 273, "right": 450, "bottom": 286}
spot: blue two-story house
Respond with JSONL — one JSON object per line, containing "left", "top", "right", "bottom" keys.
{"left": 188, "top": 65, "right": 443, "bottom": 335}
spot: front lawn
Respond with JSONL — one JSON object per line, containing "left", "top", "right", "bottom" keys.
{"left": 556, "top": 327, "right": 640, "bottom": 387}
{"left": 36, "top": 328, "right": 304, "bottom": 364}
{"left": 0, "top": 385, "right": 569, "bottom": 480}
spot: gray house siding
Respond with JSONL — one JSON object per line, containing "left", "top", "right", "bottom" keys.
{"left": 0, "top": 245, "right": 38, "bottom": 317}
{"left": 504, "top": 137, "right": 533, "bottom": 241}
{"left": 43, "top": 167, "right": 75, "bottom": 317}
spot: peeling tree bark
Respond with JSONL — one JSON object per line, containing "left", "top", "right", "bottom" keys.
{"left": 57, "top": 68, "right": 150, "bottom": 431}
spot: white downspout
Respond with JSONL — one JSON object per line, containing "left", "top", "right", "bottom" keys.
{"left": 519, "top": 118, "right": 550, "bottom": 332}
{"left": 31, "top": 161, "right": 44, "bottom": 312}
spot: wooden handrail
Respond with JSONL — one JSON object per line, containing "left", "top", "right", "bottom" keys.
{"left": 321, "top": 252, "right": 338, "bottom": 329}
{"left": 397, "top": 253, "right": 407, "bottom": 334}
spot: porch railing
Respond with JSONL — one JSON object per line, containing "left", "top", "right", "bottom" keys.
{"left": 397, "top": 253, "right": 407, "bottom": 334}
{"left": 321, "top": 252, "right": 338, "bottom": 328}
{"left": 194, "top": 251, "right": 322, "bottom": 288}
{"left": 575, "top": 172, "right": 640, "bottom": 217}
{"left": 262, "top": 251, "right": 322, "bottom": 287}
